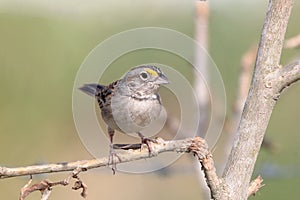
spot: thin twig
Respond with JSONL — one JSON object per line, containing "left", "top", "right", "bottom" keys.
{"left": 285, "top": 34, "right": 300, "bottom": 49}
{"left": 41, "top": 188, "right": 52, "bottom": 200}
{"left": 277, "top": 60, "right": 300, "bottom": 95}
{"left": 247, "top": 175, "right": 264, "bottom": 197}
{"left": 1, "top": 137, "right": 209, "bottom": 179}
{"left": 19, "top": 167, "right": 87, "bottom": 200}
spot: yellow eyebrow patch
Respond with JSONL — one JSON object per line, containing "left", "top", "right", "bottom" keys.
{"left": 145, "top": 68, "right": 158, "bottom": 76}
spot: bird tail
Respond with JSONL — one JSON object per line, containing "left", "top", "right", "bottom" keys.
{"left": 79, "top": 83, "right": 104, "bottom": 97}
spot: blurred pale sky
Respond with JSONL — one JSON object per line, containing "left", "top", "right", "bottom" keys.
{"left": 0, "top": 0, "right": 266, "bottom": 18}
{"left": 0, "top": 0, "right": 190, "bottom": 16}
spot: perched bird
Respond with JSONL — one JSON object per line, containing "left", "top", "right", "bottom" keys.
{"left": 79, "top": 65, "right": 169, "bottom": 172}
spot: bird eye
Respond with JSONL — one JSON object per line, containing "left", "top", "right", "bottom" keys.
{"left": 140, "top": 72, "right": 149, "bottom": 80}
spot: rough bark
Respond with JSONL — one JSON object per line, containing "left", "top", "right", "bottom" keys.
{"left": 222, "top": 0, "right": 295, "bottom": 199}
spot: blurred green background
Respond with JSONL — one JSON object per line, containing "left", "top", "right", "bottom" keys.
{"left": 1, "top": 0, "right": 300, "bottom": 199}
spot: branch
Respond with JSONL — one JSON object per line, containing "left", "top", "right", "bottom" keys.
{"left": 2, "top": 137, "right": 226, "bottom": 199}
{"left": 194, "top": 0, "right": 210, "bottom": 134}
{"left": 201, "top": 154, "right": 229, "bottom": 199}
{"left": 222, "top": 0, "right": 294, "bottom": 199}
{"left": 189, "top": 139, "right": 229, "bottom": 200}
{"left": 0, "top": 138, "right": 205, "bottom": 179}
{"left": 19, "top": 168, "right": 87, "bottom": 200}
{"left": 247, "top": 176, "right": 264, "bottom": 197}
{"left": 285, "top": 34, "right": 300, "bottom": 48}
{"left": 40, "top": 188, "right": 52, "bottom": 200}
{"left": 277, "top": 60, "right": 300, "bottom": 94}
{"left": 2, "top": 137, "right": 234, "bottom": 199}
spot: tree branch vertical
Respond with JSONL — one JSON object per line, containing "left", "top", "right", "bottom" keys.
{"left": 222, "top": 0, "right": 294, "bottom": 199}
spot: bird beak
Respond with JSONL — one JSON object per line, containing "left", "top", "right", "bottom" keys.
{"left": 157, "top": 73, "right": 170, "bottom": 85}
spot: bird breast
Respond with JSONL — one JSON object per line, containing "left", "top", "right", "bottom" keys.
{"left": 105, "top": 93, "right": 162, "bottom": 134}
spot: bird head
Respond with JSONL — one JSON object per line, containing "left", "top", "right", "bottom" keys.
{"left": 123, "top": 65, "right": 169, "bottom": 96}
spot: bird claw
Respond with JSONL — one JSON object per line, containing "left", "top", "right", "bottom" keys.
{"left": 141, "top": 137, "right": 156, "bottom": 156}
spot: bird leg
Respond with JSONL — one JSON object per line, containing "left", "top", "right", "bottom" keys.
{"left": 108, "top": 127, "right": 120, "bottom": 174}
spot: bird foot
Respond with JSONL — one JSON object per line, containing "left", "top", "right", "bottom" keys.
{"left": 140, "top": 137, "right": 157, "bottom": 156}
